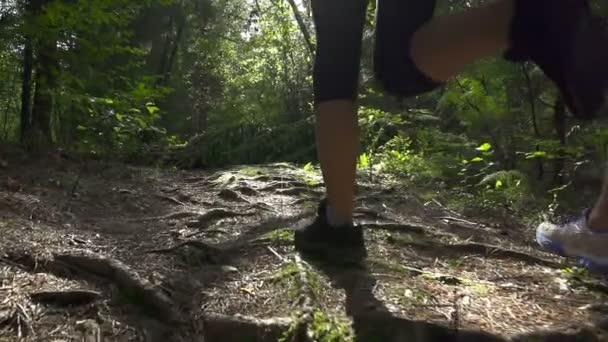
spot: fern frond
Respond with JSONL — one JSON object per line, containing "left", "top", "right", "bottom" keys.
{"left": 478, "top": 170, "right": 526, "bottom": 186}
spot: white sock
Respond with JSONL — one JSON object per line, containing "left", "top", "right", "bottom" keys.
{"left": 326, "top": 204, "right": 353, "bottom": 227}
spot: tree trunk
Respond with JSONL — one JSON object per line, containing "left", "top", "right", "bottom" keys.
{"left": 162, "top": 16, "right": 185, "bottom": 84}
{"left": 20, "top": 32, "right": 34, "bottom": 142}
{"left": 553, "top": 96, "right": 566, "bottom": 185}
{"left": 3, "top": 72, "right": 15, "bottom": 141}
{"left": 157, "top": 16, "right": 174, "bottom": 78}
{"left": 30, "top": 35, "right": 58, "bottom": 149}
{"left": 20, "top": 0, "right": 57, "bottom": 151}
{"left": 521, "top": 64, "right": 544, "bottom": 180}
{"left": 285, "top": 0, "right": 314, "bottom": 55}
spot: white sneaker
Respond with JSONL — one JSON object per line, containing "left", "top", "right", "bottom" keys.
{"left": 537, "top": 209, "right": 608, "bottom": 272}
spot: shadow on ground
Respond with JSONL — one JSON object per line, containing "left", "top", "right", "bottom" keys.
{"left": 304, "top": 254, "right": 605, "bottom": 342}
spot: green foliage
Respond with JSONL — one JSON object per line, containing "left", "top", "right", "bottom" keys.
{"left": 262, "top": 228, "right": 294, "bottom": 245}
{"left": 1, "top": 0, "right": 607, "bottom": 221}
{"left": 309, "top": 310, "right": 354, "bottom": 342}
{"left": 379, "top": 136, "right": 444, "bottom": 182}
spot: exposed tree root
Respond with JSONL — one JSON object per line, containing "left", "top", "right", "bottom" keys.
{"left": 289, "top": 197, "right": 317, "bottom": 206}
{"left": 363, "top": 222, "right": 428, "bottom": 235}
{"left": 185, "top": 208, "right": 253, "bottom": 228}
{"left": 2, "top": 249, "right": 311, "bottom": 341}
{"left": 442, "top": 243, "right": 562, "bottom": 268}
{"left": 143, "top": 240, "right": 224, "bottom": 264}
{"left": 436, "top": 216, "right": 481, "bottom": 226}
{"left": 286, "top": 255, "right": 316, "bottom": 341}
{"left": 243, "top": 202, "right": 277, "bottom": 213}
{"left": 396, "top": 240, "right": 562, "bottom": 268}
{"left": 6, "top": 250, "right": 180, "bottom": 324}
{"left": 354, "top": 206, "right": 384, "bottom": 219}
{"left": 131, "top": 211, "right": 202, "bottom": 222}
{"left": 218, "top": 188, "right": 249, "bottom": 203}
{"left": 259, "top": 181, "right": 313, "bottom": 193}
{"left": 30, "top": 289, "right": 102, "bottom": 307}
{"left": 442, "top": 222, "right": 494, "bottom": 241}
{"left": 250, "top": 175, "right": 299, "bottom": 183}
{"left": 276, "top": 187, "right": 318, "bottom": 196}
{"left": 154, "top": 194, "right": 187, "bottom": 206}
{"left": 235, "top": 186, "right": 260, "bottom": 196}
{"left": 183, "top": 176, "right": 207, "bottom": 183}
{"left": 202, "top": 313, "right": 292, "bottom": 341}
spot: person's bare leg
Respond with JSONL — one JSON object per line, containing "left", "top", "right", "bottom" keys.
{"left": 588, "top": 178, "right": 608, "bottom": 232}
{"left": 410, "top": 0, "right": 514, "bottom": 82}
{"left": 316, "top": 100, "right": 359, "bottom": 225}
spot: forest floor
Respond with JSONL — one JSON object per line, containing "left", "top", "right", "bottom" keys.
{"left": 1, "top": 153, "right": 608, "bottom": 341}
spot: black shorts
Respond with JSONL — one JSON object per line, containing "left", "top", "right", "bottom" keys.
{"left": 312, "top": 0, "right": 440, "bottom": 104}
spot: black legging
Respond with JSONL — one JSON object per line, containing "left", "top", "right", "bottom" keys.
{"left": 311, "top": 0, "right": 440, "bottom": 104}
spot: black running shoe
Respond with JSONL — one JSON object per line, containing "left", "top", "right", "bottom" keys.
{"left": 505, "top": 0, "right": 608, "bottom": 120}
{"left": 294, "top": 199, "right": 367, "bottom": 264}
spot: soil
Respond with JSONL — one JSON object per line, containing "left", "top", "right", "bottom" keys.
{"left": 0, "top": 153, "right": 607, "bottom": 341}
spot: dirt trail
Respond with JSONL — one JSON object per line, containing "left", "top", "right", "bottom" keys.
{"left": 0, "top": 158, "right": 607, "bottom": 341}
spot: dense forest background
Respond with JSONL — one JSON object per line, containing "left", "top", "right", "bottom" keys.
{"left": 1, "top": 0, "right": 608, "bottom": 219}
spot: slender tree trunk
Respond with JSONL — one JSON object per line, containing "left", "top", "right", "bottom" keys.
{"left": 285, "top": 0, "right": 314, "bottom": 55}
{"left": 3, "top": 73, "right": 15, "bottom": 140}
{"left": 157, "top": 16, "right": 174, "bottom": 77}
{"left": 521, "top": 64, "right": 544, "bottom": 179}
{"left": 30, "top": 35, "right": 57, "bottom": 149}
{"left": 21, "top": 0, "right": 57, "bottom": 151}
{"left": 163, "top": 17, "right": 185, "bottom": 84}
{"left": 20, "top": 34, "right": 34, "bottom": 142}
{"left": 553, "top": 96, "right": 566, "bottom": 185}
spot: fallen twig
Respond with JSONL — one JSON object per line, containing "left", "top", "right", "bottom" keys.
{"left": 435, "top": 216, "right": 480, "bottom": 226}
{"left": 266, "top": 246, "right": 284, "bottom": 262}
{"left": 16, "top": 302, "right": 33, "bottom": 337}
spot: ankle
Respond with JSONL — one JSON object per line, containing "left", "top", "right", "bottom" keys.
{"left": 326, "top": 204, "right": 353, "bottom": 227}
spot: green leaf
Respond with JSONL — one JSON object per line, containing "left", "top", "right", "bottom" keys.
{"left": 303, "top": 162, "right": 313, "bottom": 172}
{"left": 76, "top": 125, "right": 88, "bottom": 131}
{"left": 476, "top": 143, "right": 492, "bottom": 152}
{"left": 470, "top": 157, "right": 484, "bottom": 162}
{"left": 146, "top": 103, "right": 160, "bottom": 115}
{"left": 495, "top": 180, "right": 503, "bottom": 189}
{"left": 525, "top": 151, "right": 547, "bottom": 159}
{"left": 358, "top": 153, "right": 370, "bottom": 168}
{"left": 135, "top": 117, "right": 148, "bottom": 128}
{"left": 115, "top": 113, "right": 125, "bottom": 122}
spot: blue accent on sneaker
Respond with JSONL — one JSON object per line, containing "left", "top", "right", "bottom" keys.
{"left": 536, "top": 227, "right": 566, "bottom": 256}
{"left": 536, "top": 213, "right": 582, "bottom": 256}
{"left": 579, "top": 257, "right": 608, "bottom": 274}
{"left": 536, "top": 209, "right": 608, "bottom": 273}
